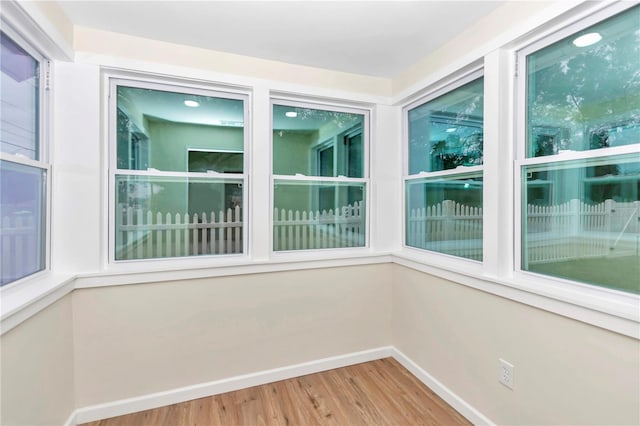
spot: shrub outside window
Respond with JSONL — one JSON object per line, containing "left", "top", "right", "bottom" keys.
{"left": 519, "top": 5, "right": 640, "bottom": 294}
{"left": 404, "top": 75, "right": 484, "bottom": 261}
{"left": 0, "top": 30, "right": 47, "bottom": 286}
{"left": 272, "top": 101, "right": 368, "bottom": 251}
{"left": 110, "top": 80, "right": 248, "bottom": 261}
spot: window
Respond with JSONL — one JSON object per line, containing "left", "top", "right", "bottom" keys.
{"left": 272, "top": 102, "right": 368, "bottom": 251}
{"left": 0, "top": 29, "right": 48, "bottom": 286}
{"left": 404, "top": 75, "right": 484, "bottom": 260}
{"left": 519, "top": 5, "right": 639, "bottom": 294}
{"left": 110, "top": 80, "right": 248, "bottom": 261}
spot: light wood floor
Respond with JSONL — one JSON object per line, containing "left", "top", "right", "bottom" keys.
{"left": 81, "top": 357, "right": 471, "bottom": 426}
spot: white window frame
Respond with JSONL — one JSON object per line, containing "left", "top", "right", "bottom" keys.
{"left": 107, "top": 77, "right": 250, "bottom": 264}
{"left": 0, "top": 21, "right": 51, "bottom": 289}
{"left": 511, "top": 2, "right": 640, "bottom": 306}
{"left": 270, "top": 98, "right": 371, "bottom": 254}
{"left": 402, "top": 68, "right": 484, "bottom": 264}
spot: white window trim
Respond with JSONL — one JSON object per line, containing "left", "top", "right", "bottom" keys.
{"left": 106, "top": 75, "right": 252, "bottom": 266}
{"left": 397, "top": 1, "right": 640, "bottom": 337}
{"left": 513, "top": 1, "right": 640, "bottom": 291}
{"left": 270, "top": 98, "right": 372, "bottom": 255}
{"left": 401, "top": 68, "right": 485, "bottom": 264}
{"left": 0, "top": 21, "right": 51, "bottom": 290}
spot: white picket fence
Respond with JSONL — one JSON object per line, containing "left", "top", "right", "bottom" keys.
{"left": 115, "top": 201, "right": 366, "bottom": 259}
{"left": 0, "top": 213, "right": 41, "bottom": 285}
{"left": 407, "top": 198, "right": 639, "bottom": 264}
{"left": 273, "top": 202, "right": 365, "bottom": 250}
{"left": 2, "top": 199, "right": 637, "bottom": 265}
{"left": 525, "top": 199, "right": 639, "bottom": 266}
{"left": 116, "top": 205, "right": 243, "bottom": 260}
{"left": 407, "top": 200, "right": 483, "bottom": 260}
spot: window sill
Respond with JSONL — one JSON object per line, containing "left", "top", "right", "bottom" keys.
{"left": 1, "top": 271, "right": 75, "bottom": 335}
{"left": 392, "top": 251, "right": 640, "bottom": 339}
{"left": 2, "top": 251, "right": 637, "bottom": 339}
{"left": 81, "top": 250, "right": 392, "bottom": 289}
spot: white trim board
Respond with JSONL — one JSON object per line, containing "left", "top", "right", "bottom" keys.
{"left": 65, "top": 346, "right": 493, "bottom": 426}
{"left": 391, "top": 348, "right": 494, "bottom": 426}
{"left": 69, "top": 347, "right": 395, "bottom": 425}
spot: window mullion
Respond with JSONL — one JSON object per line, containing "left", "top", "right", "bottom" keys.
{"left": 483, "top": 48, "right": 515, "bottom": 279}
{"left": 519, "top": 144, "right": 640, "bottom": 167}
{"left": 273, "top": 174, "right": 368, "bottom": 183}
{"left": 114, "top": 169, "right": 244, "bottom": 180}
{"left": 404, "top": 165, "right": 484, "bottom": 181}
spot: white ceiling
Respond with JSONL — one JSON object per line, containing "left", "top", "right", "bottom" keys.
{"left": 58, "top": 0, "right": 503, "bottom": 78}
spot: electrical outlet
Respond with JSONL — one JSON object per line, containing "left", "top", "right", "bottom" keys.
{"left": 498, "top": 358, "right": 514, "bottom": 389}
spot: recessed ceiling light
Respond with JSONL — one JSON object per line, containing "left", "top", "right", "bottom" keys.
{"left": 446, "top": 127, "right": 457, "bottom": 133}
{"left": 285, "top": 111, "right": 298, "bottom": 118}
{"left": 572, "top": 32, "right": 602, "bottom": 47}
{"left": 184, "top": 100, "right": 200, "bottom": 107}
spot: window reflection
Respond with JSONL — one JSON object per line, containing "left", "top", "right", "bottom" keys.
{"left": 526, "top": 6, "right": 640, "bottom": 157}
{"left": 272, "top": 105, "right": 364, "bottom": 178}
{"left": 408, "top": 78, "right": 484, "bottom": 174}
{"left": 406, "top": 174, "right": 483, "bottom": 261}
{"left": 0, "top": 161, "right": 46, "bottom": 284}
{"left": 0, "top": 32, "right": 39, "bottom": 160}
{"left": 522, "top": 155, "right": 639, "bottom": 294}
{"left": 273, "top": 180, "right": 366, "bottom": 250}
{"left": 114, "top": 84, "right": 246, "bottom": 260}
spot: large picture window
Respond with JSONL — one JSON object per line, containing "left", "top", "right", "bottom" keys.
{"left": 404, "top": 75, "right": 484, "bottom": 260}
{"left": 110, "top": 80, "right": 248, "bottom": 261}
{"left": 519, "top": 5, "right": 639, "bottom": 294}
{"left": 0, "top": 30, "right": 47, "bottom": 286}
{"left": 272, "top": 102, "right": 368, "bottom": 251}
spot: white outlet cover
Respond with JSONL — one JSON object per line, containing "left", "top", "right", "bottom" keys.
{"left": 499, "top": 358, "right": 514, "bottom": 389}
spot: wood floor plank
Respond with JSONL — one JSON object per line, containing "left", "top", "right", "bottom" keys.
{"left": 80, "top": 358, "right": 471, "bottom": 426}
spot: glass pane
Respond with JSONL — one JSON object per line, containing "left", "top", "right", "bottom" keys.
{"left": 522, "top": 154, "right": 639, "bottom": 294}
{"left": 1, "top": 32, "right": 39, "bottom": 160}
{"left": 115, "top": 174, "right": 243, "bottom": 260}
{"left": 408, "top": 78, "right": 484, "bottom": 174}
{"left": 405, "top": 174, "right": 483, "bottom": 261}
{"left": 0, "top": 160, "right": 46, "bottom": 285}
{"left": 273, "top": 105, "right": 365, "bottom": 177}
{"left": 116, "top": 86, "right": 244, "bottom": 171}
{"left": 526, "top": 6, "right": 640, "bottom": 157}
{"left": 273, "top": 180, "right": 366, "bottom": 250}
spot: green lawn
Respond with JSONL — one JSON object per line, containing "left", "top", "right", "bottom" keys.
{"left": 529, "top": 254, "right": 640, "bottom": 294}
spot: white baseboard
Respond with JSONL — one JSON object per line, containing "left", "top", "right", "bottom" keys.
{"left": 390, "top": 347, "right": 494, "bottom": 426}
{"left": 68, "top": 346, "right": 492, "bottom": 426}
{"left": 69, "top": 346, "right": 394, "bottom": 425}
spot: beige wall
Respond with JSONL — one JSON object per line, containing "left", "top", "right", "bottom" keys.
{"left": 32, "top": 1, "right": 74, "bottom": 48}
{"left": 1, "top": 264, "right": 638, "bottom": 425}
{"left": 0, "top": 296, "right": 75, "bottom": 426}
{"left": 72, "top": 264, "right": 392, "bottom": 407}
{"left": 392, "top": 264, "right": 640, "bottom": 425}
{"left": 393, "top": 1, "right": 554, "bottom": 96}
{"left": 73, "top": 27, "right": 391, "bottom": 98}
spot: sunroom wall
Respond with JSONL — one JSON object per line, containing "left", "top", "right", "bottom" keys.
{"left": 392, "top": 1, "right": 576, "bottom": 98}
{"left": 1, "top": 1, "right": 639, "bottom": 425}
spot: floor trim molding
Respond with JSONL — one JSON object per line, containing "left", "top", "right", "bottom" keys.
{"left": 69, "top": 346, "right": 394, "bottom": 425}
{"left": 67, "top": 346, "right": 493, "bottom": 426}
{"left": 391, "top": 347, "right": 494, "bottom": 426}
